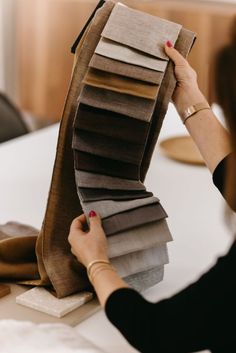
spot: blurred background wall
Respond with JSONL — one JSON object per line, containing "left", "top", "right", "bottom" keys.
{"left": 1, "top": 0, "right": 236, "bottom": 126}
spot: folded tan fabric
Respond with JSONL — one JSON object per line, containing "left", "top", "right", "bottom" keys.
{"left": 0, "top": 222, "right": 39, "bottom": 280}
{"left": 95, "top": 38, "right": 168, "bottom": 72}
{"left": 83, "top": 68, "right": 159, "bottom": 99}
{"left": 102, "top": 3, "right": 182, "bottom": 60}
{"left": 89, "top": 54, "right": 164, "bottom": 84}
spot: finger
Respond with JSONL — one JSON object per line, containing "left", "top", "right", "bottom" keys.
{"left": 88, "top": 210, "right": 102, "bottom": 229}
{"left": 70, "top": 214, "right": 87, "bottom": 232}
{"left": 164, "top": 41, "right": 188, "bottom": 66}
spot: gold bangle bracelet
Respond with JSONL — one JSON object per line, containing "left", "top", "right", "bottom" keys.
{"left": 89, "top": 265, "right": 115, "bottom": 284}
{"left": 181, "top": 102, "right": 211, "bottom": 124}
{"left": 87, "top": 260, "right": 111, "bottom": 282}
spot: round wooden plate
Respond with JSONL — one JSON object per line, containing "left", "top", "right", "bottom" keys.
{"left": 159, "top": 135, "right": 205, "bottom": 166}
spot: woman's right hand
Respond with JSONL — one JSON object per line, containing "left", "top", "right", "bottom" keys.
{"left": 164, "top": 41, "right": 207, "bottom": 116}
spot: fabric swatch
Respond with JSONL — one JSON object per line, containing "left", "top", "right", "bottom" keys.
{"left": 95, "top": 38, "right": 168, "bottom": 72}
{"left": 79, "top": 84, "right": 156, "bottom": 121}
{"left": 140, "top": 28, "right": 196, "bottom": 181}
{"left": 78, "top": 187, "right": 153, "bottom": 202}
{"left": 89, "top": 54, "right": 164, "bottom": 84}
{"left": 82, "top": 196, "right": 159, "bottom": 219}
{"left": 75, "top": 170, "right": 145, "bottom": 190}
{"left": 102, "top": 202, "right": 168, "bottom": 236}
{"left": 107, "top": 219, "right": 172, "bottom": 258}
{"left": 33, "top": 0, "right": 116, "bottom": 298}
{"left": 73, "top": 130, "right": 143, "bottom": 165}
{"left": 74, "top": 103, "right": 150, "bottom": 144}
{"left": 83, "top": 68, "right": 159, "bottom": 99}
{"left": 102, "top": 3, "right": 181, "bottom": 59}
{"left": 74, "top": 150, "right": 139, "bottom": 180}
{"left": 124, "top": 265, "right": 164, "bottom": 292}
{"left": 111, "top": 243, "right": 169, "bottom": 277}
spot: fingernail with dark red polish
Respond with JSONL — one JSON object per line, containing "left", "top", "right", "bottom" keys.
{"left": 89, "top": 210, "right": 97, "bottom": 218}
{"left": 166, "top": 40, "right": 173, "bottom": 48}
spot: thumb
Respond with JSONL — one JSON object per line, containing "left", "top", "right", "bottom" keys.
{"left": 164, "top": 41, "right": 187, "bottom": 66}
{"left": 88, "top": 210, "right": 102, "bottom": 229}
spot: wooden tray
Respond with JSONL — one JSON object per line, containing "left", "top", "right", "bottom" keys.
{"left": 159, "top": 135, "right": 205, "bottom": 166}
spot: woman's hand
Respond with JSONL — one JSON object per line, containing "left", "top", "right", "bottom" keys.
{"left": 68, "top": 211, "right": 109, "bottom": 268}
{"left": 165, "top": 41, "right": 206, "bottom": 115}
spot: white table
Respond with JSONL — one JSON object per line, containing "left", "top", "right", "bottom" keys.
{"left": 0, "top": 104, "right": 232, "bottom": 353}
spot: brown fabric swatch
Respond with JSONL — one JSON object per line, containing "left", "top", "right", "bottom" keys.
{"left": 102, "top": 3, "right": 182, "bottom": 60}
{"left": 74, "top": 150, "right": 139, "bottom": 180}
{"left": 0, "top": 235, "right": 39, "bottom": 280}
{"left": 102, "top": 202, "right": 168, "bottom": 236}
{"left": 83, "top": 67, "right": 159, "bottom": 100}
{"left": 79, "top": 85, "right": 156, "bottom": 121}
{"left": 0, "top": 222, "right": 39, "bottom": 281}
{"left": 73, "top": 130, "right": 144, "bottom": 165}
{"left": 140, "top": 28, "right": 196, "bottom": 181}
{"left": 33, "top": 0, "right": 116, "bottom": 298}
{"left": 78, "top": 187, "right": 153, "bottom": 202}
{"left": 89, "top": 54, "right": 164, "bottom": 84}
{"left": 74, "top": 103, "right": 150, "bottom": 144}
{"left": 75, "top": 170, "right": 145, "bottom": 191}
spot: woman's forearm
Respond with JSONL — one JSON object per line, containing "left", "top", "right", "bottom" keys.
{"left": 184, "top": 107, "right": 231, "bottom": 173}
{"left": 91, "top": 264, "right": 128, "bottom": 307}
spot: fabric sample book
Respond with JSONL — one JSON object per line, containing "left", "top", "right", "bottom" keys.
{"left": 0, "top": 0, "right": 196, "bottom": 300}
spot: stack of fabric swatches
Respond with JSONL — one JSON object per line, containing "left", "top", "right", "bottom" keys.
{"left": 71, "top": 2, "right": 181, "bottom": 291}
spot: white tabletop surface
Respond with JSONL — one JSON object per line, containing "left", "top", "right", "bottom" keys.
{"left": 0, "top": 104, "right": 232, "bottom": 353}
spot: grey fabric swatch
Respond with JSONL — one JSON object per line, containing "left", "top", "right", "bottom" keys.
{"left": 82, "top": 196, "right": 159, "bottom": 219}
{"left": 111, "top": 243, "right": 168, "bottom": 277}
{"left": 75, "top": 170, "right": 145, "bottom": 191}
{"left": 79, "top": 85, "right": 156, "bottom": 121}
{"left": 95, "top": 38, "right": 168, "bottom": 72}
{"left": 102, "top": 3, "right": 181, "bottom": 60}
{"left": 102, "top": 202, "right": 168, "bottom": 236}
{"left": 72, "top": 130, "right": 144, "bottom": 165}
{"left": 124, "top": 265, "right": 164, "bottom": 292}
{"left": 78, "top": 187, "right": 153, "bottom": 202}
{"left": 107, "top": 219, "right": 172, "bottom": 258}
{"left": 89, "top": 54, "right": 164, "bottom": 84}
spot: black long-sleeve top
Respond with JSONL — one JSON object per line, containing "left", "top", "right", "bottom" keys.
{"left": 105, "top": 155, "right": 236, "bottom": 353}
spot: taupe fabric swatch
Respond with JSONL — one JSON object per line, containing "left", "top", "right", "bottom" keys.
{"left": 102, "top": 202, "right": 167, "bottom": 236}
{"left": 83, "top": 68, "right": 159, "bottom": 99}
{"left": 74, "top": 103, "right": 150, "bottom": 144}
{"left": 107, "top": 219, "right": 172, "bottom": 258}
{"left": 89, "top": 54, "right": 164, "bottom": 84}
{"left": 111, "top": 243, "right": 169, "bottom": 277}
{"left": 140, "top": 28, "right": 196, "bottom": 181}
{"left": 82, "top": 196, "right": 159, "bottom": 219}
{"left": 74, "top": 150, "right": 139, "bottom": 180}
{"left": 102, "top": 3, "right": 182, "bottom": 60}
{"left": 73, "top": 130, "right": 144, "bottom": 165}
{"left": 95, "top": 38, "right": 168, "bottom": 72}
{"left": 75, "top": 170, "right": 145, "bottom": 190}
{"left": 78, "top": 187, "right": 153, "bottom": 202}
{"left": 79, "top": 85, "right": 156, "bottom": 121}
{"left": 124, "top": 265, "right": 164, "bottom": 292}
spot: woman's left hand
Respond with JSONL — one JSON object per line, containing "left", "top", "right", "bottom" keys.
{"left": 68, "top": 211, "right": 109, "bottom": 268}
